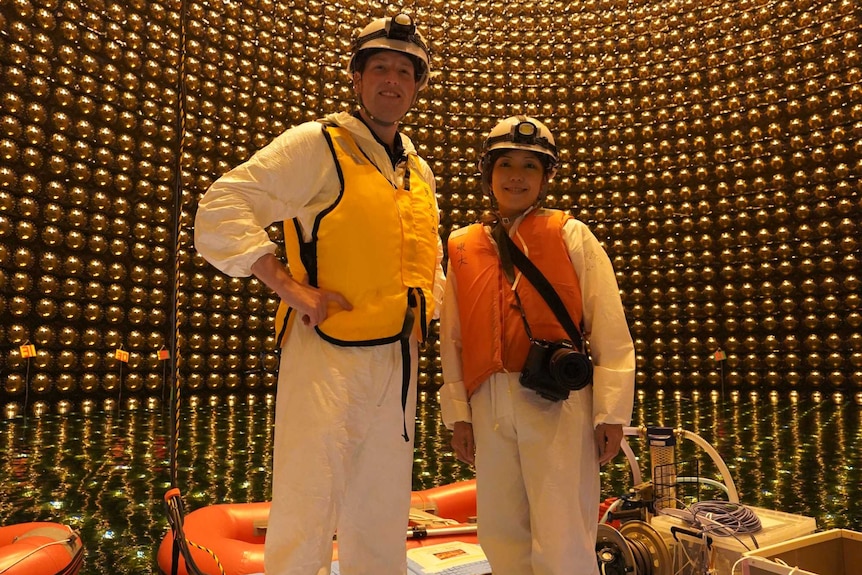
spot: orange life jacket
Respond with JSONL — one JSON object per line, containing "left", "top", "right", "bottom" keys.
{"left": 447, "top": 209, "right": 584, "bottom": 396}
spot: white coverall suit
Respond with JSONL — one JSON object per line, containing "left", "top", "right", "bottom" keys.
{"left": 194, "top": 112, "right": 445, "bottom": 575}
{"left": 439, "top": 213, "right": 635, "bottom": 575}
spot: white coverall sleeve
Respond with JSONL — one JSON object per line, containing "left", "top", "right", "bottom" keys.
{"left": 438, "top": 261, "right": 472, "bottom": 429}
{"left": 194, "top": 122, "right": 334, "bottom": 277}
{"left": 431, "top": 234, "right": 446, "bottom": 319}
{"left": 563, "top": 219, "right": 636, "bottom": 428}
{"left": 420, "top": 160, "right": 446, "bottom": 318}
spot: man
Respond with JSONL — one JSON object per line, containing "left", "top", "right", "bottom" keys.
{"left": 194, "top": 13, "right": 445, "bottom": 575}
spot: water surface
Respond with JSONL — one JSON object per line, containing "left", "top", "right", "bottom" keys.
{"left": 1, "top": 389, "right": 859, "bottom": 575}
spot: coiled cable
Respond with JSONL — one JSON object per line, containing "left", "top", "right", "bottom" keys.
{"left": 627, "top": 536, "right": 656, "bottom": 575}
{"left": 691, "top": 501, "right": 762, "bottom": 536}
{"left": 598, "top": 522, "right": 668, "bottom": 575}
{"left": 662, "top": 500, "right": 763, "bottom": 551}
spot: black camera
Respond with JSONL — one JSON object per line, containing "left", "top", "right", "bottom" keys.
{"left": 519, "top": 339, "right": 593, "bottom": 401}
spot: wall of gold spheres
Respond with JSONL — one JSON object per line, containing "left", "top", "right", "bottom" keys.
{"left": 1, "top": 0, "right": 860, "bottom": 404}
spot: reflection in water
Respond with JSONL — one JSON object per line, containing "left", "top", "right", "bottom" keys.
{"left": 0, "top": 391, "right": 859, "bottom": 575}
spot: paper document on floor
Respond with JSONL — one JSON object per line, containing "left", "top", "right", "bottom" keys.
{"left": 406, "top": 540, "right": 491, "bottom": 575}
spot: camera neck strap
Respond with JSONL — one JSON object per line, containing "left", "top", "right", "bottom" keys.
{"left": 491, "top": 222, "right": 586, "bottom": 352}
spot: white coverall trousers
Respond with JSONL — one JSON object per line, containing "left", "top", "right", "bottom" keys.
{"left": 264, "top": 320, "right": 418, "bottom": 575}
{"left": 472, "top": 372, "right": 600, "bottom": 575}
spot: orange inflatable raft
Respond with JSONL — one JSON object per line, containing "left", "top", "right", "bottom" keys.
{"left": 158, "top": 480, "right": 479, "bottom": 575}
{"left": 0, "top": 522, "right": 84, "bottom": 575}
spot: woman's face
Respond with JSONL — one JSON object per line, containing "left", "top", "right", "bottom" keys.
{"left": 490, "top": 149, "right": 549, "bottom": 218}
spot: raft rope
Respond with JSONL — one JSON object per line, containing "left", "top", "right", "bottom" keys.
{"left": 161, "top": 1, "right": 223, "bottom": 574}
{"left": 0, "top": 531, "right": 82, "bottom": 575}
{"left": 164, "top": 489, "right": 225, "bottom": 575}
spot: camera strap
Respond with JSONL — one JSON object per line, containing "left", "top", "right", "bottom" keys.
{"left": 491, "top": 222, "right": 587, "bottom": 352}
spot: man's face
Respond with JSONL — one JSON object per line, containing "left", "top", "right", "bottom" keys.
{"left": 353, "top": 51, "right": 418, "bottom": 125}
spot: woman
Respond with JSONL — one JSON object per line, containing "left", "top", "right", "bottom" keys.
{"left": 439, "top": 115, "right": 636, "bottom": 575}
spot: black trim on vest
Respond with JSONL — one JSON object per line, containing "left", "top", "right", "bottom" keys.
{"left": 310, "top": 124, "right": 346, "bottom": 271}
{"left": 399, "top": 304, "right": 415, "bottom": 442}
{"left": 314, "top": 329, "right": 402, "bottom": 347}
{"left": 307, "top": 122, "right": 414, "bottom": 348}
{"left": 306, "top": 123, "right": 407, "bottom": 347}
{"left": 408, "top": 287, "right": 428, "bottom": 343}
{"left": 312, "top": 121, "right": 423, "bottom": 441}
{"left": 287, "top": 217, "right": 315, "bottom": 288}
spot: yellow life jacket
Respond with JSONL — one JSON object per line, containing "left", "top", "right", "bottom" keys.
{"left": 448, "top": 209, "right": 584, "bottom": 396}
{"left": 275, "top": 123, "right": 438, "bottom": 347}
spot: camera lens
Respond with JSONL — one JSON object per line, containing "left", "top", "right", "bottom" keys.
{"left": 549, "top": 348, "right": 593, "bottom": 390}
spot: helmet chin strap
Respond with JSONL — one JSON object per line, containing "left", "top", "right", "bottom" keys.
{"left": 496, "top": 203, "right": 539, "bottom": 226}
{"left": 355, "top": 88, "right": 420, "bottom": 128}
{"left": 358, "top": 97, "right": 399, "bottom": 127}
{"left": 491, "top": 182, "right": 548, "bottom": 225}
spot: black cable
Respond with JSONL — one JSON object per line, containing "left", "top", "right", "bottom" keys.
{"left": 161, "top": 0, "right": 219, "bottom": 573}
{"left": 597, "top": 532, "right": 660, "bottom": 575}
{"left": 627, "top": 537, "right": 654, "bottom": 575}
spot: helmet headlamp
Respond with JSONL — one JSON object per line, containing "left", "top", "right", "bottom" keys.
{"left": 386, "top": 14, "right": 421, "bottom": 44}
{"left": 352, "top": 14, "right": 427, "bottom": 54}
{"left": 516, "top": 120, "right": 537, "bottom": 138}
{"left": 483, "top": 119, "right": 557, "bottom": 159}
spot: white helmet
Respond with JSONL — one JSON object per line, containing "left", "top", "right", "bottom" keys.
{"left": 482, "top": 116, "right": 558, "bottom": 163}
{"left": 347, "top": 13, "right": 431, "bottom": 90}
{"left": 479, "top": 116, "right": 558, "bottom": 188}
